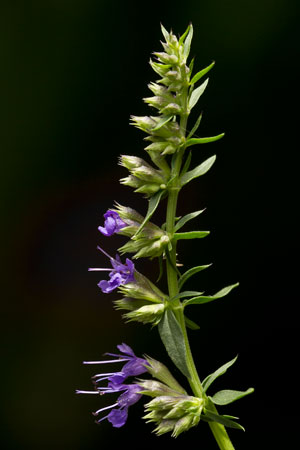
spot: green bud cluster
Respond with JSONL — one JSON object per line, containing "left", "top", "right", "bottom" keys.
{"left": 130, "top": 25, "right": 194, "bottom": 161}
{"left": 143, "top": 394, "right": 203, "bottom": 437}
{"left": 114, "top": 203, "right": 170, "bottom": 259}
{"left": 138, "top": 355, "right": 203, "bottom": 437}
{"left": 114, "top": 271, "right": 167, "bottom": 325}
{"left": 120, "top": 155, "right": 168, "bottom": 196}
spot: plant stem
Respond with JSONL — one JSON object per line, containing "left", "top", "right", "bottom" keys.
{"left": 164, "top": 82, "right": 235, "bottom": 450}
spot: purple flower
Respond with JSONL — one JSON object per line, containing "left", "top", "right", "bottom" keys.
{"left": 76, "top": 343, "right": 147, "bottom": 428}
{"left": 89, "top": 247, "right": 135, "bottom": 293}
{"left": 98, "top": 210, "right": 126, "bottom": 236}
{"left": 89, "top": 343, "right": 148, "bottom": 385}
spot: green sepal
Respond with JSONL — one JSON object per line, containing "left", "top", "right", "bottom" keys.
{"left": 187, "top": 113, "right": 203, "bottom": 139}
{"left": 183, "top": 283, "right": 239, "bottom": 306}
{"left": 158, "top": 309, "right": 190, "bottom": 378}
{"left": 134, "top": 190, "right": 164, "bottom": 237}
{"left": 203, "top": 409, "right": 245, "bottom": 431}
{"left": 152, "top": 115, "right": 173, "bottom": 131}
{"left": 180, "top": 155, "right": 216, "bottom": 186}
{"left": 202, "top": 355, "right": 238, "bottom": 393}
{"left": 173, "top": 231, "right": 210, "bottom": 241}
{"left": 189, "top": 61, "right": 215, "bottom": 85}
{"left": 210, "top": 388, "right": 254, "bottom": 406}
{"left": 178, "top": 264, "right": 212, "bottom": 290}
{"left": 188, "top": 78, "right": 209, "bottom": 111}
{"left": 184, "top": 315, "right": 200, "bottom": 330}
{"left": 186, "top": 133, "right": 225, "bottom": 147}
{"left": 174, "top": 209, "right": 205, "bottom": 232}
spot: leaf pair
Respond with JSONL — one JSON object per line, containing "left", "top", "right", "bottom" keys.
{"left": 201, "top": 356, "right": 254, "bottom": 430}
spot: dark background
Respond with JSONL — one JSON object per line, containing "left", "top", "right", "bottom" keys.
{"left": 1, "top": 1, "right": 299, "bottom": 449}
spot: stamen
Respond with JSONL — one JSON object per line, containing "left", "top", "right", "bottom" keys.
{"left": 95, "top": 414, "right": 109, "bottom": 424}
{"left": 92, "top": 402, "right": 118, "bottom": 416}
{"left": 75, "top": 390, "right": 99, "bottom": 395}
{"left": 83, "top": 358, "right": 129, "bottom": 364}
{"left": 96, "top": 245, "right": 114, "bottom": 260}
{"left": 88, "top": 268, "right": 111, "bottom": 271}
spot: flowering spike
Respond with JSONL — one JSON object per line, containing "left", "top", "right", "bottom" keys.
{"left": 78, "top": 23, "right": 252, "bottom": 447}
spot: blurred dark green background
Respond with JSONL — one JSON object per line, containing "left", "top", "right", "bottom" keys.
{"left": 1, "top": 1, "right": 298, "bottom": 449}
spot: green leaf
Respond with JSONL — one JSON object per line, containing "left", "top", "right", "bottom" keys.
{"left": 210, "top": 388, "right": 254, "bottom": 406}
{"left": 184, "top": 315, "right": 200, "bottom": 330}
{"left": 183, "top": 24, "right": 193, "bottom": 59}
{"left": 188, "top": 78, "right": 209, "bottom": 111}
{"left": 173, "top": 231, "right": 210, "bottom": 241}
{"left": 180, "top": 151, "right": 192, "bottom": 177}
{"left": 186, "top": 133, "right": 225, "bottom": 147}
{"left": 203, "top": 409, "right": 245, "bottom": 431}
{"left": 189, "top": 61, "right": 215, "bottom": 85}
{"left": 134, "top": 191, "right": 164, "bottom": 237}
{"left": 179, "top": 24, "right": 191, "bottom": 45}
{"left": 189, "top": 57, "right": 195, "bottom": 75}
{"left": 171, "top": 290, "right": 205, "bottom": 301}
{"left": 174, "top": 209, "right": 205, "bottom": 232}
{"left": 152, "top": 115, "right": 173, "bottom": 131}
{"left": 187, "top": 113, "right": 203, "bottom": 139}
{"left": 178, "top": 264, "right": 212, "bottom": 290}
{"left": 180, "top": 155, "right": 216, "bottom": 186}
{"left": 183, "top": 283, "right": 239, "bottom": 306}
{"left": 160, "top": 24, "right": 169, "bottom": 42}
{"left": 158, "top": 309, "right": 190, "bottom": 378}
{"left": 202, "top": 356, "right": 238, "bottom": 393}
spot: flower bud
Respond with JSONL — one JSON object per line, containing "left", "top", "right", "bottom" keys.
{"left": 161, "top": 103, "right": 182, "bottom": 115}
{"left": 124, "top": 303, "right": 165, "bottom": 325}
{"left": 134, "top": 183, "right": 161, "bottom": 196}
{"left": 145, "top": 357, "right": 186, "bottom": 394}
{"left": 153, "top": 52, "right": 178, "bottom": 64}
{"left": 138, "top": 380, "right": 182, "bottom": 397}
{"left": 149, "top": 59, "right": 171, "bottom": 77}
{"left": 118, "top": 271, "right": 165, "bottom": 303}
{"left": 132, "top": 165, "right": 165, "bottom": 184}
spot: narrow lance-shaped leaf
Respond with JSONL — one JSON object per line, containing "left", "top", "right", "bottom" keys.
{"left": 183, "top": 24, "right": 193, "bottom": 59}
{"left": 184, "top": 315, "right": 200, "bottom": 330}
{"left": 202, "top": 356, "right": 238, "bottom": 393}
{"left": 173, "top": 231, "right": 210, "bottom": 241}
{"left": 183, "top": 283, "right": 239, "bottom": 306}
{"left": 174, "top": 209, "right": 205, "bottom": 232}
{"left": 186, "top": 133, "right": 225, "bottom": 147}
{"left": 189, "top": 61, "right": 215, "bottom": 85}
{"left": 152, "top": 115, "right": 173, "bottom": 131}
{"left": 134, "top": 190, "right": 164, "bottom": 237}
{"left": 188, "top": 78, "right": 209, "bottom": 111}
{"left": 180, "top": 150, "right": 192, "bottom": 177}
{"left": 178, "top": 264, "right": 212, "bottom": 290}
{"left": 178, "top": 24, "right": 191, "bottom": 45}
{"left": 171, "top": 290, "right": 205, "bottom": 301}
{"left": 210, "top": 388, "right": 254, "bottom": 406}
{"left": 160, "top": 24, "right": 170, "bottom": 42}
{"left": 158, "top": 309, "right": 191, "bottom": 378}
{"left": 186, "top": 112, "right": 203, "bottom": 139}
{"left": 181, "top": 155, "right": 216, "bottom": 186}
{"left": 203, "top": 409, "right": 245, "bottom": 431}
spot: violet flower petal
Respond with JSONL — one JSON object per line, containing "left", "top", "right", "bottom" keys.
{"left": 107, "top": 408, "right": 128, "bottom": 428}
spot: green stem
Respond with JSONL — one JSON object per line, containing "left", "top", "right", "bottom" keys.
{"left": 164, "top": 82, "right": 235, "bottom": 450}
